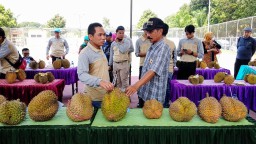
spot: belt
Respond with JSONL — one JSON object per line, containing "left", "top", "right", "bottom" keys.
{"left": 114, "top": 60, "right": 128, "bottom": 64}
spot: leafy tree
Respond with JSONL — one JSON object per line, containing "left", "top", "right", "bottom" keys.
{"left": 136, "top": 9, "right": 157, "bottom": 29}
{"left": 103, "top": 17, "right": 110, "bottom": 29}
{"left": 18, "top": 22, "right": 43, "bottom": 28}
{"left": 165, "top": 4, "right": 194, "bottom": 28}
{"left": 191, "top": 8, "right": 208, "bottom": 27}
{"left": 0, "top": 4, "right": 17, "bottom": 27}
{"left": 46, "top": 14, "right": 66, "bottom": 28}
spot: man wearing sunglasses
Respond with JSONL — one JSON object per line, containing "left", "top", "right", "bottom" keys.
{"left": 176, "top": 25, "right": 204, "bottom": 79}
{"left": 126, "top": 17, "right": 170, "bottom": 107}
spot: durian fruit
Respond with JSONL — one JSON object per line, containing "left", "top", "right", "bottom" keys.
{"left": 29, "top": 61, "right": 39, "bottom": 69}
{"left": 214, "top": 72, "right": 226, "bottom": 83}
{"left": 46, "top": 72, "right": 55, "bottom": 82}
{"left": 247, "top": 74, "right": 256, "bottom": 85}
{"left": 200, "top": 61, "right": 207, "bottom": 69}
{"left": 244, "top": 74, "right": 249, "bottom": 82}
{"left": 16, "top": 69, "right": 26, "bottom": 81}
{"left": 208, "top": 61, "right": 215, "bottom": 68}
{"left": 214, "top": 62, "right": 220, "bottom": 69}
{"left": 28, "top": 90, "right": 59, "bottom": 121}
{"left": 224, "top": 75, "right": 235, "bottom": 85}
{"left": 220, "top": 95, "right": 247, "bottom": 122}
{"left": 5, "top": 71, "right": 17, "bottom": 84}
{"left": 0, "top": 99, "right": 26, "bottom": 125}
{"left": 143, "top": 99, "right": 163, "bottom": 119}
{"left": 198, "top": 93, "right": 222, "bottom": 123}
{"left": 66, "top": 93, "right": 94, "bottom": 122}
{"left": 38, "top": 60, "right": 46, "bottom": 69}
{"left": 188, "top": 75, "right": 199, "bottom": 85}
{"left": 196, "top": 60, "right": 201, "bottom": 68}
{"left": 0, "top": 95, "right": 6, "bottom": 105}
{"left": 38, "top": 73, "right": 48, "bottom": 84}
{"left": 169, "top": 97, "right": 196, "bottom": 122}
{"left": 61, "top": 59, "right": 70, "bottom": 68}
{"left": 248, "top": 60, "right": 256, "bottom": 66}
{"left": 53, "top": 59, "right": 62, "bottom": 69}
{"left": 101, "top": 88, "right": 130, "bottom": 122}
{"left": 34, "top": 73, "right": 40, "bottom": 83}
{"left": 199, "top": 75, "right": 204, "bottom": 84}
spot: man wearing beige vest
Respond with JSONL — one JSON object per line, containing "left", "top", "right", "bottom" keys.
{"left": 0, "top": 28, "right": 20, "bottom": 78}
{"left": 109, "top": 26, "right": 134, "bottom": 90}
{"left": 135, "top": 23, "right": 152, "bottom": 107}
{"left": 46, "top": 28, "right": 69, "bottom": 63}
{"left": 77, "top": 23, "right": 114, "bottom": 108}
{"left": 177, "top": 25, "right": 204, "bottom": 79}
{"left": 163, "top": 23, "right": 177, "bottom": 108}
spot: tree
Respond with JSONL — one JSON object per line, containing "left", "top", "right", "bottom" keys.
{"left": 136, "top": 10, "right": 157, "bottom": 29}
{"left": 0, "top": 4, "right": 17, "bottom": 27}
{"left": 18, "top": 22, "right": 43, "bottom": 28}
{"left": 191, "top": 8, "right": 208, "bottom": 27}
{"left": 46, "top": 14, "right": 66, "bottom": 28}
{"left": 103, "top": 17, "right": 110, "bottom": 29}
{"left": 165, "top": 4, "right": 194, "bottom": 28}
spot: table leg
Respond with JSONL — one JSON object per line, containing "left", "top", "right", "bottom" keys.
{"left": 72, "top": 83, "right": 75, "bottom": 95}
{"left": 75, "top": 81, "right": 78, "bottom": 93}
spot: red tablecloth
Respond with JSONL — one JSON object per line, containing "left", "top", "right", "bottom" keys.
{"left": 172, "top": 67, "right": 231, "bottom": 79}
{"left": 170, "top": 80, "right": 256, "bottom": 111}
{"left": 0, "top": 79, "right": 65, "bottom": 105}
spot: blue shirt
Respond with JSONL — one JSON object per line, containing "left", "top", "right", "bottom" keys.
{"left": 138, "top": 38, "right": 170, "bottom": 104}
{"left": 236, "top": 37, "right": 256, "bottom": 60}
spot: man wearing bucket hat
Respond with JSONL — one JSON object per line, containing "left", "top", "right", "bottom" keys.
{"left": 126, "top": 17, "right": 170, "bottom": 107}
{"left": 79, "top": 35, "right": 89, "bottom": 54}
{"left": 46, "top": 28, "right": 69, "bottom": 62}
{"left": 234, "top": 27, "right": 256, "bottom": 78}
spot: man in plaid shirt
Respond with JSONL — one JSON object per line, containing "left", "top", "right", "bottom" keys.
{"left": 126, "top": 17, "right": 170, "bottom": 106}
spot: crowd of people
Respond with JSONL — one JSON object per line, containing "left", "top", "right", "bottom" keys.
{"left": 0, "top": 17, "right": 255, "bottom": 108}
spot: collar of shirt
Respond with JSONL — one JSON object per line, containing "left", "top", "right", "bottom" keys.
{"left": 88, "top": 42, "right": 102, "bottom": 53}
{"left": 0, "top": 39, "right": 7, "bottom": 47}
{"left": 186, "top": 37, "right": 195, "bottom": 40}
{"left": 149, "top": 38, "right": 164, "bottom": 51}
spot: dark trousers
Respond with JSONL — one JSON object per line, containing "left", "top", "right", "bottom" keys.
{"left": 177, "top": 61, "right": 197, "bottom": 80}
{"left": 52, "top": 56, "right": 63, "bottom": 63}
{"left": 137, "top": 66, "right": 144, "bottom": 108}
{"left": 139, "top": 66, "right": 143, "bottom": 79}
{"left": 0, "top": 73, "right": 6, "bottom": 79}
{"left": 234, "top": 58, "right": 250, "bottom": 79}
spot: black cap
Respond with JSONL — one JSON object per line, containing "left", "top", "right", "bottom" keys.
{"left": 116, "top": 26, "right": 125, "bottom": 32}
{"left": 142, "top": 17, "right": 164, "bottom": 31}
{"left": 142, "top": 22, "right": 147, "bottom": 30}
{"left": 106, "top": 32, "right": 112, "bottom": 37}
{"left": 0, "top": 28, "right": 6, "bottom": 37}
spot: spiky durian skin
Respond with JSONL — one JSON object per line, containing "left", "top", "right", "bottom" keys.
{"left": 143, "top": 99, "right": 163, "bottom": 119}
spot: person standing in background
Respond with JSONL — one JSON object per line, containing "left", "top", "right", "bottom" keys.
{"left": 102, "top": 32, "right": 113, "bottom": 82}
{"left": 234, "top": 27, "right": 256, "bottom": 78}
{"left": 177, "top": 25, "right": 204, "bottom": 80}
{"left": 78, "top": 35, "right": 89, "bottom": 54}
{"left": 46, "top": 28, "right": 69, "bottom": 63}
{"left": 163, "top": 23, "right": 177, "bottom": 108}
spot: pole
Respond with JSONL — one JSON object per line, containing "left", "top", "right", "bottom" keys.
{"left": 129, "top": 0, "right": 133, "bottom": 85}
{"left": 207, "top": 0, "right": 211, "bottom": 32}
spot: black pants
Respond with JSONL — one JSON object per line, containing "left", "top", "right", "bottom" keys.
{"left": 137, "top": 97, "right": 145, "bottom": 108}
{"left": 234, "top": 58, "right": 250, "bottom": 79}
{"left": 177, "top": 61, "right": 196, "bottom": 80}
{"left": 52, "top": 56, "right": 63, "bottom": 63}
{"left": 0, "top": 73, "right": 6, "bottom": 79}
{"left": 139, "top": 66, "right": 143, "bottom": 79}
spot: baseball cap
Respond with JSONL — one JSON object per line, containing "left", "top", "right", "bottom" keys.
{"left": 142, "top": 17, "right": 164, "bottom": 31}
{"left": 106, "top": 32, "right": 112, "bottom": 37}
{"left": 141, "top": 22, "right": 147, "bottom": 30}
{"left": 84, "top": 35, "right": 89, "bottom": 41}
{"left": 243, "top": 27, "right": 252, "bottom": 32}
{"left": 54, "top": 28, "right": 61, "bottom": 33}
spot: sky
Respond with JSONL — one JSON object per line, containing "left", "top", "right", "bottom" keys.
{"left": 1, "top": 0, "right": 190, "bottom": 29}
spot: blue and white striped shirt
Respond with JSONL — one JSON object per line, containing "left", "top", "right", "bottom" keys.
{"left": 138, "top": 38, "right": 170, "bottom": 104}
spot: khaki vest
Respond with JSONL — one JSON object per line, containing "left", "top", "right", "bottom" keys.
{"left": 113, "top": 45, "right": 129, "bottom": 62}
{"left": 50, "top": 39, "right": 65, "bottom": 57}
{"left": 164, "top": 37, "right": 176, "bottom": 72}
{"left": 84, "top": 44, "right": 110, "bottom": 101}
{"left": 139, "top": 37, "right": 151, "bottom": 66}
{"left": 180, "top": 40, "right": 198, "bottom": 62}
{"left": 0, "top": 39, "right": 19, "bottom": 74}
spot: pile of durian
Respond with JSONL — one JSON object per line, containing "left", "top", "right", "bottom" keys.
{"left": 188, "top": 74, "right": 204, "bottom": 85}
{"left": 5, "top": 69, "right": 26, "bottom": 84}
{"left": 29, "top": 60, "right": 45, "bottom": 69}
{"left": 244, "top": 74, "right": 256, "bottom": 84}
{"left": 248, "top": 60, "right": 256, "bottom": 66}
{"left": 196, "top": 60, "right": 220, "bottom": 69}
{"left": 53, "top": 59, "right": 70, "bottom": 69}
{"left": 34, "top": 72, "right": 55, "bottom": 84}
{"left": 214, "top": 72, "right": 235, "bottom": 85}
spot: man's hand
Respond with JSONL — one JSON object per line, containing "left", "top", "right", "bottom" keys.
{"left": 125, "top": 85, "right": 139, "bottom": 96}
{"left": 99, "top": 80, "right": 114, "bottom": 92}
{"left": 186, "top": 49, "right": 192, "bottom": 55}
